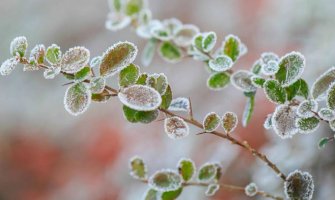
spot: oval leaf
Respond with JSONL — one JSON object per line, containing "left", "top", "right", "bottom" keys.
{"left": 119, "top": 64, "right": 140, "bottom": 87}
{"left": 272, "top": 105, "right": 299, "bottom": 139}
{"left": 164, "top": 116, "right": 189, "bottom": 139}
{"left": 177, "top": 159, "right": 195, "bottom": 182}
{"left": 10, "top": 36, "right": 28, "bottom": 57}
{"left": 129, "top": 156, "right": 147, "bottom": 180}
{"left": 61, "top": 46, "right": 90, "bottom": 73}
{"left": 159, "top": 41, "right": 182, "bottom": 63}
{"left": 208, "top": 55, "right": 233, "bottom": 72}
{"left": 207, "top": 72, "right": 230, "bottom": 91}
{"left": 264, "top": 80, "right": 287, "bottom": 104}
{"left": 222, "top": 112, "right": 238, "bottom": 133}
{"left": 198, "top": 163, "right": 217, "bottom": 183}
{"left": 311, "top": 67, "right": 335, "bottom": 100}
{"left": 203, "top": 112, "right": 220, "bottom": 132}
{"left": 0, "top": 58, "right": 18, "bottom": 76}
{"left": 149, "top": 170, "right": 182, "bottom": 192}
{"left": 64, "top": 82, "right": 91, "bottom": 116}
{"left": 231, "top": 70, "right": 256, "bottom": 92}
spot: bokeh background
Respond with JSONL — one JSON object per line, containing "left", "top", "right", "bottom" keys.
{"left": 1, "top": 0, "right": 335, "bottom": 199}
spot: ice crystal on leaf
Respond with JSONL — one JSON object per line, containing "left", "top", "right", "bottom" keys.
{"left": 28, "top": 44, "right": 45, "bottom": 70}
{"left": 90, "top": 56, "right": 102, "bottom": 68}
{"left": 205, "top": 184, "right": 220, "bottom": 197}
{"left": 221, "top": 112, "right": 238, "bottom": 133}
{"left": 164, "top": 116, "right": 189, "bottom": 139}
{"left": 245, "top": 182, "right": 258, "bottom": 197}
{"left": 207, "top": 72, "right": 230, "bottom": 91}
{"left": 197, "top": 163, "right": 217, "bottom": 183}
{"left": 118, "top": 85, "right": 162, "bottom": 111}
{"left": 311, "top": 67, "right": 335, "bottom": 100}
{"left": 129, "top": 156, "right": 147, "bottom": 180}
{"left": 260, "top": 52, "right": 279, "bottom": 66}
{"left": 168, "top": 97, "right": 190, "bottom": 112}
{"left": 208, "top": 55, "right": 233, "bottom": 72}
{"left": 43, "top": 66, "right": 61, "bottom": 79}
{"left": 64, "top": 82, "right": 91, "bottom": 116}
{"left": 272, "top": 105, "right": 299, "bottom": 139}
{"left": 296, "top": 117, "right": 320, "bottom": 134}
{"left": 284, "top": 170, "right": 314, "bottom": 200}
{"left": 60, "top": 46, "right": 90, "bottom": 73}
{"left": 105, "top": 12, "right": 131, "bottom": 31}
{"left": 173, "top": 24, "right": 199, "bottom": 47}
{"left": 46, "top": 44, "right": 62, "bottom": 65}
{"left": 202, "top": 32, "right": 217, "bottom": 53}
{"left": 0, "top": 58, "right": 18, "bottom": 76}
{"left": 318, "top": 108, "right": 335, "bottom": 121}
{"left": 231, "top": 70, "right": 257, "bottom": 92}
{"left": 262, "top": 60, "right": 279, "bottom": 76}
{"left": 146, "top": 73, "right": 168, "bottom": 95}
{"left": 296, "top": 99, "right": 318, "bottom": 118}
{"left": 203, "top": 112, "right": 220, "bottom": 132}
{"left": 118, "top": 64, "right": 140, "bottom": 88}
{"left": 148, "top": 169, "right": 182, "bottom": 192}
{"left": 327, "top": 82, "right": 335, "bottom": 110}
{"left": 251, "top": 75, "right": 265, "bottom": 88}
{"left": 264, "top": 114, "right": 273, "bottom": 130}
{"left": 10, "top": 36, "right": 28, "bottom": 57}
{"left": 222, "top": 34, "right": 241, "bottom": 62}
{"left": 263, "top": 80, "right": 287, "bottom": 104}
{"left": 90, "top": 77, "right": 106, "bottom": 94}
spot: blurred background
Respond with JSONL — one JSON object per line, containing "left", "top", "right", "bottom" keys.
{"left": 1, "top": 0, "right": 335, "bottom": 199}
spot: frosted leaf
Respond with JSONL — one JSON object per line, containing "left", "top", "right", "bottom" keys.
{"left": 263, "top": 80, "right": 287, "bottom": 104}
{"left": 203, "top": 112, "right": 220, "bottom": 132}
{"left": 223, "top": 34, "right": 241, "bottom": 62}
{"left": 43, "top": 66, "right": 61, "bottom": 79}
{"left": 164, "top": 116, "right": 189, "bottom": 139}
{"left": 296, "top": 99, "right": 318, "bottom": 118}
{"left": 142, "top": 39, "right": 157, "bottom": 67}
{"left": 105, "top": 12, "right": 131, "bottom": 31}
{"left": 208, "top": 55, "right": 233, "bottom": 72}
{"left": 245, "top": 183, "right": 258, "bottom": 197}
{"left": 23, "top": 57, "right": 39, "bottom": 72}
{"left": 148, "top": 169, "right": 182, "bottom": 192}
{"left": 150, "top": 26, "right": 173, "bottom": 41}
{"left": 198, "top": 163, "right": 217, "bottom": 183}
{"left": 124, "top": 0, "right": 145, "bottom": 16}
{"left": 202, "top": 32, "right": 217, "bottom": 53}
{"left": 118, "top": 85, "right": 162, "bottom": 111}
{"left": 123, "top": 105, "right": 159, "bottom": 124}
{"left": 214, "top": 163, "right": 222, "bottom": 181}
{"left": 272, "top": 105, "right": 299, "bottom": 139}
{"left": 221, "top": 112, "right": 238, "bottom": 133}
{"left": 136, "top": 20, "right": 162, "bottom": 39}
{"left": 205, "top": 184, "right": 220, "bottom": 197}
{"left": 284, "top": 170, "right": 314, "bottom": 200}
{"left": 260, "top": 52, "right": 279, "bottom": 65}
{"left": 160, "top": 85, "right": 172, "bottom": 110}
{"left": 10, "top": 36, "right": 28, "bottom": 57}
{"left": 330, "top": 120, "right": 335, "bottom": 131}
{"left": 136, "top": 73, "right": 148, "bottom": 85}
{"left": 239, "top": 42, "right": 248, "bottom": 57}
{"left": 161, "top": 188, "right": 183, "bottom": 200}
{"left": 177, "top": 158, "right": 195, "bottom": 182}
{"left": 318, "top": 108, "right": 335, "bottom": 121}
{"left": 100, "top": 41, "right": 138, "bottom": 77}
{"left": 251, "top": 75, "right": 265, "bottom": 88}
{"left": 146, "top": 73, "right": 168, "bottom": 95}
{"left": 0, "top": 58, "right": 18, "bottom": 76}
{"left": 262, "top": 60, "right": 279, "bottom": 76}
{"left": 60, "top": 46, "right": 90, "bottom": 73}
{"left": 207, "top": 72, "right": 230, "bottom": 91}
{"left": 296, "top": 117, "right": 320, "bottom": 134}
{"left": 264, "top": 114, "right": 273, "bottom": 130}
{"left": 163, "top": 18, "right": 183, "bottom": 35}
{"left": 242, "top": 92, "right": 255, "bottom": 127}
{"left": 251, "top": 59, "right": 262, "bottom": 75}
{"left": 91, "top": 89, "right": 112, "bottom": 103}
{"left": 275, "top": 52, "right": 305, "bottom": 87}
{"left": 159, "top": 42, "right": 182, "bottom": 63}
{"left": 90, "top": 56, "right": 102, "bottom": 68}
{"left": 119, "top": 64, "right": 140, "bottom": 87}
{"left": 231, "top": 70, "right": 257, "bottom": 92}
{"left": 188, "top": 46, "right": 210, "bottom": 62}
{"left": 64, "top": 82, "right": 91, "bottom": 116}
{"left": 286, "top": 79, "right": 309, "bottom": 100}
{"left": 90, "top": 77, "right": 106, "bottom": 94}
{"left": 311, "top": 67, "right": 335, "bottom": 100}
{"left": 74, "top": 66, "right": 91, "bottom": 82}
{"left": 327, "top": 82, "right": 335, "bottom": 110}
{"left": 143, "top": 189, "right": 159, "bottom": 200}
{"left": 173, "top": 24, "right": 199, "bottom": 47}
{"left": 138, "top": 9, "right": 152, "bottom": 25}
{"left": 29, "top": 44, "right": 45, "bottom": 65}
{"left": 318, "top": 137, "right": 330, "bottom": 149}
{"left": 129, "top": 156, "right": 147, "bottom": 180}
{"left": 168, "top": 97, "right": 190, "bottom": 112}
{"left": 46, "top": 44, "right": 62, "bottom": 65}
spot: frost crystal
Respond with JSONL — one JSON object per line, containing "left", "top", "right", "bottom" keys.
{"left": 118, "top": 85, "right": 162, "bottom": 111}
{"left": 105, "top": 12, "right": 131, "bottom": 31}
{"left": 29, "top": 44, "right": 45, "bottom": 64}
{"left": 46, "top": 44, "right": 62, "bottom": 65}
{"left": 202, "top": 32, "right": 217, "bottom": 53}
{"left": 203, "top": 112, "right": 220, "bottom": 132}
{"left": 164, "top": 116, "right": 189, "bottom": 139}
{"left": 90, "top": 56, "right": 102, "bottom": 68}
{"left": 0, "top": 58, "right": 18, "bottom": 76}
{"left": 231, "top": 70, "right": 257, "bottom": 92}
{"left": 261, "top": 60, "right": 279, "bottom": 75}
{"left": 168, "top": 97, "right": 190, "bottom": 112}
{"left": 318, "top": 108, "right": 335, "bottom": 121}
{"left": 43, "top": 66, "right": 61, "bottom": 79}
{"left": 272, "top": 105, "right": 299, "bottom": 139}
{"left": 173, "top": 24, "right": 199, "bottom": 47}
{"left": 296, "top": 117, "right": 320, "bottom": 134}
{"left": 245, "top": 183, "right": 258, "bottom": 197}
{"left": 61, "top": 46, "right": 90, "bottom": 73}
{"left": 284, "top": 170, "right": 314, "bottom": 200}
{"left": 129, "top": 156, "right": 147, "bottom": 180}
{"left": 148, "top": 169, "right": 182, "bottom": 192}
{"left": 64, "top": 82, "right": 91, "bottom": 116}
{"left": 205, "top": 184, "right": 220, "bottom": 197}
{"left": 260, "top": 52, "right": 279, "bottom": 65}
{"left": 90, "top": 77, "right": 106, "bottom": 94}
{"left": 296, "top": 99, "right": 318, "bottom": 118}
{"left": 263, "top": 114, "right": 273, "bottom": 130}
{"left": 146, "top": 73, "right": 168, "bottom": 95}
{"left": 311, "top": 67, "right": 335, "bottom": 100}
{"left": 10, "top": 36, "right": 28, "bottom": 57}
{"left": 208, "top": 55, "right": 233, "bottom": 72}
{"left": 221, "top": 112, "right": 238, "bottom": 133}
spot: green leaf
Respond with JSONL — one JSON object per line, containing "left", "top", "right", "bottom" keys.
{"left": 144, "top": 189, "right": 159, "bottom": 200}
{"left": 272, "top": 105, "right": 299, "bottom": 139}
{"left": 327, "top": 82, "right": 335, "bottom": 110}
{"left": 275, "top": 52, "right": 305, "bottom": 87}
{"left": 160, "top": 85, "right": 173, "bottom": 109}
{"left": 74, "top": 66, "right": 91, "bottom": 81}
{"left": 161, "top": 188, "right": 183, "bottom": 200}
{"left": 159, "top": 42, "right": 182, "bottom": 63}
{"left": 202, "top": 32, "right": 217, "bottom": 52}
{"left": 311, "top": 67, "right": 335, "bottom": 99}
{"left": 222, "top": 112, "right": 238, "bottom": 133}
{"left": 10, "top": 36, "right": 28, "bottom": 57}
{"left": 61, "top": 46, "right": 90, "bottom": 73}
{"left": 91, "top": 89, "right": 111, "bottom": 103}
{"left": 118, "top": 85, "right": 162, "bottom": 111}
{"left": 203, "top": 112, "right": 220, "bottom": 132}
{"left": 113, "top": 0, "right": 122, "bottom": 12}
{"left": 318, "top": 108, "right": 335, "bottom": 121}
{"left": 207, "top": 72, "right": 230, "bottom": 91}
{"left": 205, "top": 184, "right": 220, "bottom": 197}
{"left": 30, "top": 44, "right": 45, "bottom": 64}
{"left": 251, "top": 75, "right": 265, "bottom": 88}
{"left": 296, "top": 117, "right": 320, "bottom": 134}
{"left": 46, "top": 44, "right": 62, "bottom": 64}
{"left": 100, "top": 41, "right": 138, "bottom": 77}
{"left": 178, "top": 159, "right": 195, "bottom": 182}
{"left": 123, "top": 105, "right": 158, "bottom": 124}
{"left": 285, "top": 79, "right": 309, "bottom": 101}
{"left": 251, "top": 60, "right": 262, "bottom": 74}
{"left": 136, "top": 73, "right": 148, "bottom": 85}
{"left": 193, "top": 34, "right": 204, "bottom": 51}
{"left": 142, "top": 39, "right": 157, "bottom": 67}
{"left": 198, "top": 163, "right": 217, "bottom": 183}
{"left": 119, "top": 64, "right": 140, "bottom": 87}
{"left": 223, "top": 34, "right": 240, "bottom": 62}
{"left": 208, "top": 55, "right": 233, "bottom": 72}
{"left": 64, "top": 82, "right": 91, "bottom": 116}
{"left": 214, "top": 163, "right": 222, "bottom": 182}
{"left": 90, "top": 77, "right": 106, "bottom": 94}
{"left": 149, "top": 170, "right": 182, "bottom": 192}
{"left": 129, "top": 156, "right": 147, "bottom": 179}
{"left": 146, "top": 73, "right": 168, "bottom": 95}
{"left": 242, "top": 92, "right": 255, "bottom": 127}
{"left": 318, "top": 137, "right": 329, "bottom": 149}
{"left": 125, "top": 0, "right": 144, "bottom": 16}
{"left": 264, "top": 80, "right": 287, "bottom": 104}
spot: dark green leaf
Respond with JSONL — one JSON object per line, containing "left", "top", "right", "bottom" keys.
{"left": 264, "top": 80, "right": 287, "bottom": 104}
{"left": 119, "top": 64, "right": 140, "bottom": 87}
{"left": 178, "top": 159, "right": 195, "bottom": 182}
{"left": 207, "top": 72, "right": 230, "bottom": 90}
{"left": 161, "top": 188, "right": 183, "bottom": 200}
{"left": 159, "top": 42, "right": 182, "bottom": 63}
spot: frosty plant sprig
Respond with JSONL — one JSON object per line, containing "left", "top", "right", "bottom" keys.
{"left": 1, "top": 36, "right": 317, "bottom": 199}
